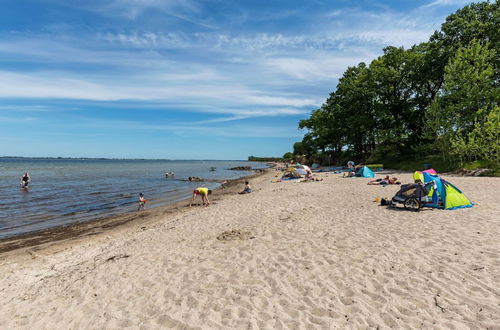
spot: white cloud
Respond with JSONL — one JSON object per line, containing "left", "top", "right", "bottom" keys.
{"left": 0, "top": 105, "right": 65, "bottom": 112}
{"left": 0, "top": 70, "right": 316, "bottom": 115}
{"left": 0, "top": 1, "right": 466, "bottom": 125}
{"left": 77, "top": 0, "right": 198, "bottom": 19}
{"left": 264, "top": 56, "right": 368, "bottom": 80}
{"left": 421, "top": 0, "right": 473, "bottom": 8}
{"left": 68, "top": 117, "right": 303, "bottom": 138}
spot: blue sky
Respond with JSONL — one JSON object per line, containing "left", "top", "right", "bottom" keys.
{"left": 0, "top": 0, "right": 473, "bottom": 159}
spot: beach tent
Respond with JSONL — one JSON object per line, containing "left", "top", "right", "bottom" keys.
{"left": 413, "top": 168, "right": 438, "bottom": 182}
{"left": 414, "top": 171, "right": 474, "bottom": 210}
{"left": 356, "top": 166, "right": 375, "bottom": 178}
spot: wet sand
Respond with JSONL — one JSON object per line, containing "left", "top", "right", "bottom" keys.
{"left": 1, "top": 169, "right": 499, "bottom": 329}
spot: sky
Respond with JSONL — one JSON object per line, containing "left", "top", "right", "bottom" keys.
{"left": 0, "top": 0, "right": 474, "bottom": 159}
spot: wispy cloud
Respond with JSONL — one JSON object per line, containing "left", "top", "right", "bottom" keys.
{"left": 0, "top": 1, "right": 470, "bottom": 130}
{"left": 0, "top": 105, "right": 72, "bottom": 112}
{"left": 421, "top": 0, "right": 473, "bottom": 9}
{"left": 68, "top": 116, "right": 303, "bottom": 138}
{"left": 0, "top": 70, "right": 316, "bottom": 117}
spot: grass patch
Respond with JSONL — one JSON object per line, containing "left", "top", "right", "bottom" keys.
{"left": 365, "top": 164, "right": 384, "bottom": 170}
{"left": 382, "top": 156, "right": 500, "bottom": 176}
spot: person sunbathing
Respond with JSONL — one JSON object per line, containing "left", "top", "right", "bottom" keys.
{"left": 368, "top": 176, "right": 400, "bottom": 185}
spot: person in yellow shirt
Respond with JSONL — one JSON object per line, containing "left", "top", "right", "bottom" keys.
{"left": 189, "top": 187, "right": 212, "bottom": 207}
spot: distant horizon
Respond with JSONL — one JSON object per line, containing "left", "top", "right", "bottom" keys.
{"left": 0, "top": 0, "right": 474, "bottom": 159}
{"left": 0, "top": 156, "right": 256, "bottom": 161}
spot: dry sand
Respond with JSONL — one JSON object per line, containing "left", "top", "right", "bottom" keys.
{"left": 1, "top": 170, "right": 499, "bottom": 329}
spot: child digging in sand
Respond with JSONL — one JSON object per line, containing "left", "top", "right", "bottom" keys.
{"left": 189, "top": 187, "right": 212, "bottom": 207}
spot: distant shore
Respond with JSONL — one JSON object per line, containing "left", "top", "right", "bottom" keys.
{"left": 0, "top": 156, "right": 249, "bottom": 161}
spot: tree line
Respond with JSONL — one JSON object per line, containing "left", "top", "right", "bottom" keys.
{"left": 291, "top": 1, "right": 499, "bottom": 170}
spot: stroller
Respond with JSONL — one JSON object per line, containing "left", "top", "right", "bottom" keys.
{"left": 390, "top": 182, "right": 433, "bottom": 211}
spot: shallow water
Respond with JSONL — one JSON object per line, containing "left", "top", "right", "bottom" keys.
{"left": 0, "top": 158, "right": 265, "bottom": 239}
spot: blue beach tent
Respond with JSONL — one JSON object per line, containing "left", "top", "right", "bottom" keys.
{"left": 416, "top": 171, "right": 474, "bottom": 210}
{"left": 356, "top": 166, "right": 375, "bottom": 178}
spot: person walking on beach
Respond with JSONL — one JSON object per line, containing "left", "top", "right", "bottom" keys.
{"left": 189, "top": 187, "right": 212, "bottom": 207}
{"left": 20, "top": 172, "right": 31, "bottom": 189}
{"left": 138, "top": 193, "right": 147, "bottom": 211}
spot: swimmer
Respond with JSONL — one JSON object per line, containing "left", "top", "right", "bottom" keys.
{"left": 20, "top": 172, "right": 31, "bottom": 189}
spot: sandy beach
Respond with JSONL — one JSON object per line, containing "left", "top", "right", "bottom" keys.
{"left": 1, "top": 169, "right": 499, "bottom": 329}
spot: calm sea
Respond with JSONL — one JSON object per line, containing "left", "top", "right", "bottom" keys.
{"left": 0, "top": 158, "right": 266, "bottom": 239}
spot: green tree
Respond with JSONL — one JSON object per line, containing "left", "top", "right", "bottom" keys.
{"left": 430, "top": 1, "right": 499, "bottom": 80}
{"left": 428, "top": 39, "right": 499, "bottom": 162}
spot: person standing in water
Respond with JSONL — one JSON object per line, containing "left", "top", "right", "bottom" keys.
{"left": 138, "top": 193, "right": 147, "bottom": 211}
{"left": 189, "top": 187, "right": 212, "bottom": 207}
{"left": 20, "top": 172, "right": 31, "bottom": 189}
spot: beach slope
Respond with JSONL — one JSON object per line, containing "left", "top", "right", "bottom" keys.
{"left": 1, "top": 171, "right": 499, "bottom": 328}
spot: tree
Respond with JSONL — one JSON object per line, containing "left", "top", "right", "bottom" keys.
{"left": 427, "top": 39, "right": 498, "bottom": 162}
{"left": 294, "top": 1, "right": 500, "bottom": 169}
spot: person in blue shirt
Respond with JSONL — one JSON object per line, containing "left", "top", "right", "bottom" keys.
{"left": 239, "top": 181, "right": 252, "bottom": 194}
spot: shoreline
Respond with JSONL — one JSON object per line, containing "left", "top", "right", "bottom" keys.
{"left": 0, "top": 168, "right": 270, "bottom": 254}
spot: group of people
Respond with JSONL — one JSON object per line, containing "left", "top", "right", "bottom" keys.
{"left": 344, "top": 161, "right": 401, "bottom": 185}
{"left": 138, "top": 181, "right": 252, "bottom": 210}
{"left": 18, "top": 170, "right": 251, "bottom": 212}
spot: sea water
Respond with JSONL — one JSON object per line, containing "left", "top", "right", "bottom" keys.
{"left": 0, "top": 158, "right": 266, "bottom": 239}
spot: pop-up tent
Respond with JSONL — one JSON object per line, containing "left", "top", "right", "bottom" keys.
{"left": 413, "top": 171, "right": 474, "bottom": 210}
{"left": 356, "top": 166, "right": 375, "bottom": 178}
{"left": 413, "top": 168, "right": 438, "bottom": 182}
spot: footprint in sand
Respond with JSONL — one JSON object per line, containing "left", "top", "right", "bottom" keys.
{"left": 217, "top": 230, "right": 255, "bottom": 241}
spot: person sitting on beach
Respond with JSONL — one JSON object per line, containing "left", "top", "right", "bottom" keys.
{"left": 138, "top": 193, "right": 147, "bottom": 211}
{"left": 189, "top": 187, "right": 212, "bottom": 206}
{"left": 20, "top": 172, "right": 31, "bottom": 189}
{"left": 238, "top": 181, "right": 252, "bottom": 194}
{"left": 368, "top": 176, "right": 400, "bottom": 185}
{"left": 343, "top": 169, "right": 357, "bottom": 178}
{"left": 342, "top": 161, "right": 357, "bottom": 177}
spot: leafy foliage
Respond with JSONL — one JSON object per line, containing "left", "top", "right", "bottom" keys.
{"left": 292, "top": 1, "right": 499, "bottom": 172}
